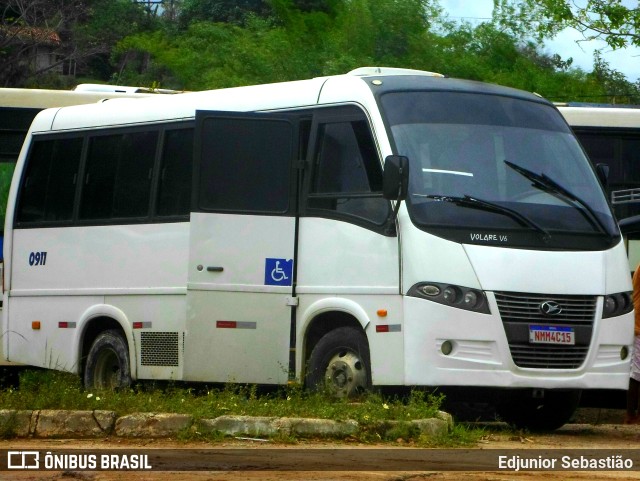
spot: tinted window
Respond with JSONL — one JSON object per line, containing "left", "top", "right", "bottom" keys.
{"left": 381, "top": 91, "right": 618, "bottom": 250}
{"left": 576, "top": 131, "right": 640, "bottom": 219}
{"left": 308, "top": 119, "right": 388, "bottom": 225}
{"left": 157, "top": 128, "right": 193, "bottom": 217}
{"left": 17, "top": 137, "right": 82, "bottom": 223}
{"left": 80, "top": 131, "right": 157, "bottom": 220}
{"left": 0, "top": 108, "right": 40, "bottom": 162}
{"left": 198, "top": 116, "right": 291, "bottom": 213}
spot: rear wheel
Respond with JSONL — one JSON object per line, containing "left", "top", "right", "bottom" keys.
{"left": 84, "top": 330, "right": 132, "bottom": 390}
{"left": 497, "top": 389, "right": 581, "bottom": 432}
{"left": 305, "top": 327, "right": 371, "bottom": 398}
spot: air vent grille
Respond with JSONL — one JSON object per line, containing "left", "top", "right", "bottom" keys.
{"left": 140, "top": 332, "right": 179, "bottom": 367}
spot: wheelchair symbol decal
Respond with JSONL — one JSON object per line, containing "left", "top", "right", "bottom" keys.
{"left": 265, "top": 258, "right": 293, "bottom": 286}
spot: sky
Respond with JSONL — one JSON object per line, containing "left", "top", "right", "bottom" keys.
{"left": 439, "top": 0, "right": 640, "bottom": 82}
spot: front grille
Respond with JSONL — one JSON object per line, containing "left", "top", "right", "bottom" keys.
{"left": 495, "top": 292, "right": 597, "bottom": 369}
{"left": 495, "top": 292, "right": 596, "bottom": 325}
{"left": 507, "top": 344, "right": 590, "bottom": 369}
{"left": 140, "top": 332, "right": 180, "bottom": 367}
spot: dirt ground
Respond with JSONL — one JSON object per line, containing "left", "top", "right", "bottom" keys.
{"left": 1, "top": 410, "right": 640, "bottom": 481}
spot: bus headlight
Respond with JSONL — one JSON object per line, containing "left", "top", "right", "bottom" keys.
{"left": 443, "top": 286, "right": 459, "bottom": 304}
{"left": 602, "top": 292, "right": 633, "bottom": 319}
{"left": 408, "top": 282, "right": 490, "bottom": 314}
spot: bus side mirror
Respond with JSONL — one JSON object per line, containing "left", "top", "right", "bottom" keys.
{"left": 596, "top": 163, "right": 609, "bottom": 187}
{"left": 383, "top": 155, "right": 409, "bottom": 201}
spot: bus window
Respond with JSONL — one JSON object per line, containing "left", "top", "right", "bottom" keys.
{"left": 156, "top": 128, "right": 194, "bottom": 218}
{"left": 575, "top": 131, "right": 640, "bottom": 219}
{"left": 196, "top": 115, "right": 293, "bottom": 214}
{"left": 80, "top": 131, "right": 158, "bottom": 221}
{"left": 307, "top": 119, "right": 389, "bottom": 226}
{"left": 16, "top": 137, "right": 83, "bottom": 224}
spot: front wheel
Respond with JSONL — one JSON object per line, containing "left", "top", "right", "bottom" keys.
{"left": 84, "top": 330, "right": 132, "bottom": 390}
{"left": 305, "top": 327, "right": 371, "bottom": 398}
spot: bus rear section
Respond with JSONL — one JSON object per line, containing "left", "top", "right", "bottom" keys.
{"left": 2, "top": 69, "right": 634, "bottom": 431}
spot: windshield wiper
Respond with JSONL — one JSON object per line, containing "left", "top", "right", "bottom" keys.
{"left": 504, "top": 160, "right": 609, "bottom": 236}
{"left": 424, "top": 194, "right": 551, "bottom": 242}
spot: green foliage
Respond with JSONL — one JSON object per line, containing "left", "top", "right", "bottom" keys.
{"left": 0, "top": 0, "right": 158, "bottom": 86}
{"left": 6, "top": 1, "right": 640, "bottom": 104}
{"left": 114, "top": 0, "right": 448, "bottom": 89}
{"left": 178, "top": 0, "right": 271, "bottom": 27}
{"left": 106, "top": 0, "right": 640, "bottom": 104}
{"left": 0, "top": 162, "right": 17, "bottom": 230}
{"left": 493, "top": 0, "right": 640, "bottom": 50}
{"left": 0, "top": 369, "right": 472, "bottom": 444}
{"left": 0, "top": 370, "right": 445, "bottom": 422}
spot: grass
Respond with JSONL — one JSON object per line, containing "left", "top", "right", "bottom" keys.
{"left": 0, "top": 369, "right": 486, "bottom": 445}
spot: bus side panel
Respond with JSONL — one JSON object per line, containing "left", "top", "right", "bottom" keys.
{"left": 297, "top": 293, "right": 405, "bottom": 385}
{"left": 296, "top": 218, "right": 403, "bottom": 385}
{"left": 10, "top": 224, "right": 188, "bottom": 293}
{"left": 7, "top": 223, "right": 188, "bottom": 372}
{"left": 7, "top": 296, "right": 102, "bottom": 372}
{"left": 108, "top": 294, "right": 186, "bottom": 381}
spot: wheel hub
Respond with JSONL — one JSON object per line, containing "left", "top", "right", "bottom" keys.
{"left": 324, "top": 350, "right": 367, "bottom": 397}
{"left": 94, "top": 348, "right": 122, "bottom": 389}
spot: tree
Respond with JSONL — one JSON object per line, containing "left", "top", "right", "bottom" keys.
{"left": 493, "top": 0, "right": 640, "bottom": 50}
{"left": 0, "top": 0, "right": 155, "bottom": 87}
{"left": 178, "top": 0, "right": 271, "bottom": 26}
{"left": 0, "top": 0, "right": 81, "bottom": 86}
{"left": 115, "top": 0, "right": 444, "bottom": 88}
{"left": 491, "top": 0, "right": 640, "bottom": 101}
{"left": 111, "top": 0, "right": 639, "bottom": 104}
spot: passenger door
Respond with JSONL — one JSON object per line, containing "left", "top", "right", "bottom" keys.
{"left": 184, "top": 111, "right": 301, "bottom": 384}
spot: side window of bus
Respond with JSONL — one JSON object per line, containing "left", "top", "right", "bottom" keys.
{"left": 197, "top": 116, "right": 292, "bottom": 213}
{"left": 307, "top": 119, "right": 389, "bottom": 225}
{"left": 156, "top": 128, "right": 194, "bottom": 217}
{"left": 80, "top": 131, "right": 158, "bottom": 220}
{"left": 16, "top": 137, "right": 83, "bottom": 224}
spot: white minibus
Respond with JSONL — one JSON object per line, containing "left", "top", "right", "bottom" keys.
{"left": 3, "top": 68, "right": 633, "bottom": 430}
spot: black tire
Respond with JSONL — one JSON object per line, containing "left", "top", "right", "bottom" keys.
{"left": 305, "top": 327, "right": 371, "bottom": 398}
{"left": 497, "top": 389, "right": 581, "bottom": 432}
{"left": 83, "top": 330, "right": 132, "bottom": 390}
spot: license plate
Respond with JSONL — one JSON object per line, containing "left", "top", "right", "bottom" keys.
{"left": 529, "top": 325, "right": 575, "bottom": 345}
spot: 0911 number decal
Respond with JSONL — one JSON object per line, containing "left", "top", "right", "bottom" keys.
{"left": 29, "top": 251, "right": 47, "bottom": 266}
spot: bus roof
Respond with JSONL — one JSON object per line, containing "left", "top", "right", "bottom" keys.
{"left": 559, "top": 105, "right": 640, "bottom": 128}
{"left": 30, "top": 68, "right": 552, "bottom": 133}
{"left": 0, "top": 87, "right": 154, "bottom": 109}
{"left": 74, "top": 84, "right": 183, "bottom": 95}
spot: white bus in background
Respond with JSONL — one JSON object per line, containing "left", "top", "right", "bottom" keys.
{"left": 0, "top": 85, "right": 163, "bottom": 163}
{"left": 0, "top": 86, "right": 172, "bottom": 261}
{"left": 2, "top": 68, "right": 633, "bottom": 431}
{"left": 559, "top": 105, "right": 640, "bottom": 271}
{"left": 0, "top": 85, "right": 174, "bottom": 371}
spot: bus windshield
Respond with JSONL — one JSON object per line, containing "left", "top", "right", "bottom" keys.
{"left": 380, "top": 91, "right": 619, "bottom": 250}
